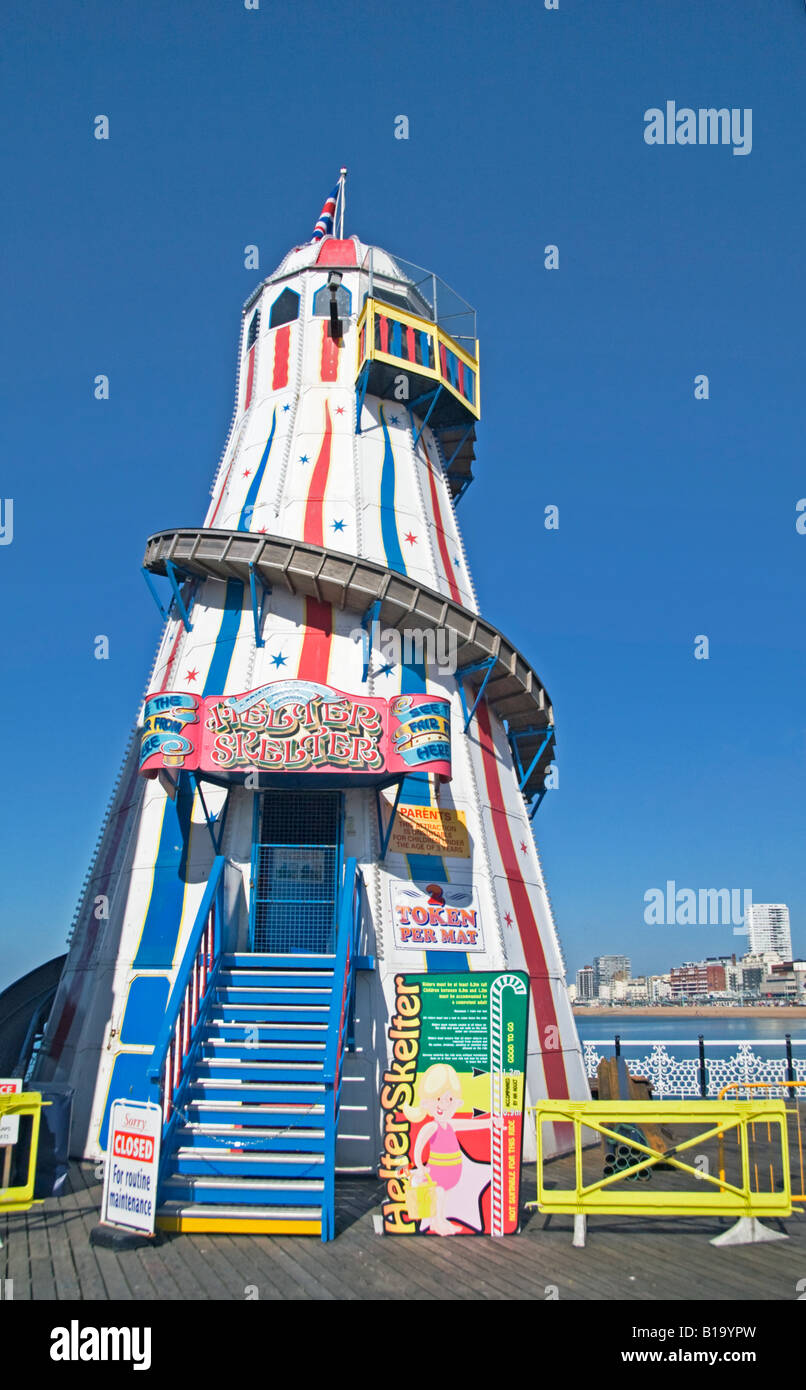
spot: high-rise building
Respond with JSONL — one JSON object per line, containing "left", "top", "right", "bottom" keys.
{"left": 746, "top": 904, "right": 792, "bottom": 959}
{"left": 576, "top": 965, "right": 595, "bottom": 1000}
{"left": 593, "top": 954, "right": 631, "bottom": 991}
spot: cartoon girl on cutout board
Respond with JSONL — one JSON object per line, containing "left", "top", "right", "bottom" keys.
{"left": 403, "top": 1063, "right": 501, "bottom": 1236}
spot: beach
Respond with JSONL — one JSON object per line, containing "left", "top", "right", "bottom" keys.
{"left": 574, "top": 1005, "right": 806, "bottom": 1019}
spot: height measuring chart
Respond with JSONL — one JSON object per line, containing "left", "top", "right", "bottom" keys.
{"left": 379, "top": 972, "right": 529, "bottom": 1236}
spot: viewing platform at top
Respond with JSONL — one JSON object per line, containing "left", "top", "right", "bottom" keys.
{"left": 355, "top": 251, "right": 480, "bottom": 493}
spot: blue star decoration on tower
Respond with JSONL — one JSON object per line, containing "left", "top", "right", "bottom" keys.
{"left": 374, "top": 662, "right": 395, "bottom": 678}
{"left": 332, "top": 519, "right": 345, "bottom": 533}
{"left": 299, "top": 454, "right": 309, "bottom": 464}
{"left": 270, "top": 653, "right": 287, "bottom": 669}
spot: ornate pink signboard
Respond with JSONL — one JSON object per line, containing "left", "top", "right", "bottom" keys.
{"left": 139, "top": 680, "right": 452, "bottom": 782}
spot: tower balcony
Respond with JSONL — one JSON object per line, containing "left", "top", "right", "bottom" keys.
{"left": 356, "top": 297, "right": 480, "bottom": 433}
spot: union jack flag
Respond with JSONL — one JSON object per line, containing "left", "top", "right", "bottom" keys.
{"left": 312, "top": 182, "right": 339, "bottom": 241}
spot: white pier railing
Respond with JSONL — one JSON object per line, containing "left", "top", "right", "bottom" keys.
{"left": 582, "top": 1038, "right": 806, "bottom": 1100}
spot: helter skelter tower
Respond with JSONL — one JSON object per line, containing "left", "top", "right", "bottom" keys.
{"left": 35, "top": 183, "right": 588, "bottom": 1235}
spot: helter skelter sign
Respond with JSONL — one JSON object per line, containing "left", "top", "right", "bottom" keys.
{"left": 138, "top": 680, "right": 452, "bottom": 782}
{"left": 379, "top": 972, "right": 529, "bottom": 1237}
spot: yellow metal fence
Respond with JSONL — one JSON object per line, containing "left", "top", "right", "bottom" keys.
{"left": 0, "top": 1092, "right": 45, "bottom": 1214}
{"left": 717, "top": 1080, "right": 806, "bottom": 1206}
{"left": 529, "top": 1098, "right": 792, "bottom": 1220}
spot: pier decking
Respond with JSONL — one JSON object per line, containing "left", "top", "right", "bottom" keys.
{"left": 2, "top": 1159, "right": 804, "bottom": 1301}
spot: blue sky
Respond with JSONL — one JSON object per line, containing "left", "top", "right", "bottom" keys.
{"left": 1, "top": 0, "right": 804, "bottom": 990}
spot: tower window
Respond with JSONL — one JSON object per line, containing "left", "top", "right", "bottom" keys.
{"left": 269, "top": 288, "right": 300, "bottom": 328}
{"left": 313, "top": 283, "right": 352, "bottom": 319}
{"left": 246, "top": 309, "right": 260, "bottom": 350}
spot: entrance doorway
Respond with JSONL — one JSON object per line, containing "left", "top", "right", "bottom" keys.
{"left": 249, "top": 790, "right": 343, "bottom": 954}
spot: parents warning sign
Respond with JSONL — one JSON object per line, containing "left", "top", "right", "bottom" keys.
{"left": 101, "top": 1099, "right": 162, "bottom": 1235}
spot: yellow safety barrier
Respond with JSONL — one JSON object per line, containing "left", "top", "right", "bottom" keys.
{"left": 717, "top": 1080, "right": 806, "bottom": 1207}
{"left": 0, "top": 1092, "right": 45, "bottom": 1214}
{"left": 529, "top": 1099, "right": 792, "bottom": 1220}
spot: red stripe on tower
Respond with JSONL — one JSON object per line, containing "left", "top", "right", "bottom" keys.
{"left": 475, "top": 701, "right": 570, "bottom": 1102}
{"left": 320, "top": 321, "right": 340, "bottom": 383}
{"left": 303, "top": 401, "right": 333, "bottom": 547}
{"left": 298, "top": 599, "right": 333, "bottom": 682}
{"left": 272, "top": 325, "right": 290, "bottom": 390}
{"left": 423, "top": 441, "right": 461, "bottom": 603}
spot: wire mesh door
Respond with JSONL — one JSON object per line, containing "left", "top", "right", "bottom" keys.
{"left": 250, "top": 791, "right": 342, "bottom": 954}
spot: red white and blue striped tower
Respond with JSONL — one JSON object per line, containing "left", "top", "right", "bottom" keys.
{"left": 35, "top": 183, "right": 589, "bottom": 1235}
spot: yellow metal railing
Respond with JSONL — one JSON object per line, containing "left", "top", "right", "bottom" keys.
{"left": 356, "top": 297, "right": 480, "bottom": 420}
{"left": 717, "top": 1080, "right": 806, "bottom": 1206}
{"left": 0, "top": 1092, "right": 45, "bottom": 1214}
{"left": 529, "top": 1099, "right": 792, "bottom": 1219}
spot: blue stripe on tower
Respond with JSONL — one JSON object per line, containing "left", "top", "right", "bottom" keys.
{"left": 131, "top": 783, "right": 194, "bottom": 969}
{"left": 399, "top": 656, "right": 468, "bottom": 974}
{"left": 379, "top": 406, "right": 406, "bottom": 576}
{"left": 204, "top": 580, "right": 245, "bottom": 694}
{"left": 133, "top": 577, "right": 243, "bottom": 966}
{"left": 238, "top": 408, "right": 277, "bottom": 531}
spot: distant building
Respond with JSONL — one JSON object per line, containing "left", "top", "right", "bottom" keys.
{"left": 593, "top": 955, "right": 631, "bottom": 992}
{"left": 576, "top": 965, "right": 595, "bottom": 1001}
{"left": 746, "top": 903, "right": 792, "bottom": 959}
{"left": 670, "top": 961, "right": 726, "bottom": 1001}
{"left": 762, "top": 962, "right": 800, "bottom": 1002}
{"left": 648, "top": 973, "right": 672, "bottom": 1003}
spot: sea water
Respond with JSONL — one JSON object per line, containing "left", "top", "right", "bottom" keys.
{"left": 575, "top": 1014, "right": 806, "bottom": 1068}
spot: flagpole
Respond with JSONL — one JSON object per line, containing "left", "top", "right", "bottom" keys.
{"left": 338, "top": 167, "right": 347, "bottom": 239}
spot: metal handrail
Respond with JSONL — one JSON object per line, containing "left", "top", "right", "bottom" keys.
{"left": 320, "top": 858, "right": 362, "bottom": 1241}
{"left": 585, "top": 1038, "right": 806, "bottom": 1046}
{"left": 323, "top": 858, "right": 361, "bottom": 1091}
{"left": 147, "top": 854, "right": 227, "bottom": 1126}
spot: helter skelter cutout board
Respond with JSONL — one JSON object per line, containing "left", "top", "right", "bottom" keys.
{"left": 379, "top": 972, "right": 529, "bottom": 1236}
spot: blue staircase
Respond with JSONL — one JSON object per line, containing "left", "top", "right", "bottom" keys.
{"left": 149, "top": 859, "right": 362, "bottom": 1239}
{"left": 156, "top": 953, "right": 337, "bottom": 1237}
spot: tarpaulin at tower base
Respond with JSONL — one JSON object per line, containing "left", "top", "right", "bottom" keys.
{"left": 379, "top": 972, "right": 529, "bottom": 1236}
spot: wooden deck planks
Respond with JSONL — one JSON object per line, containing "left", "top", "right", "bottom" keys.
{"left": 2, "top": 1162, "right": 805, "bottom": 1301}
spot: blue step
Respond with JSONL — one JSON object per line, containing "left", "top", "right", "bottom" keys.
{"left": 186, "top": 1102, "right": 326, "bottom": 1127}
{"left": 222, "top": 954, "right": 336, "bottom": 971}
{"left": 194, "top": 1060, "right": 324, "bottom": 1083}
{"left": 162, "top": 1175, "right": 324, "bottom": 1207}
{"left": 210, "top": 1004, "right": 330, "bottom": 1024}
{"left": 216, "top": 986, "right": 332, "bottom": 1004}
{"left": 203, "top": 1022, "right": 327, "bottom": 1042}
{"left": 177, "top": 1124, "right": 326, "bottom": 1150}
{"left": 189, "top": 1080, "right": 325, "bottom": 1104}
{"left": 214, "top": 980, "right": 332, "bottom": 1000}
{"left": 203, "top": 1042, "right": 325, "bottom": 1063}
{"left": 171, "top": 1152, "right": 326, "bottom": 1179}
{"left": 217, "top": 970, "right": 333, "bottom": 987}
